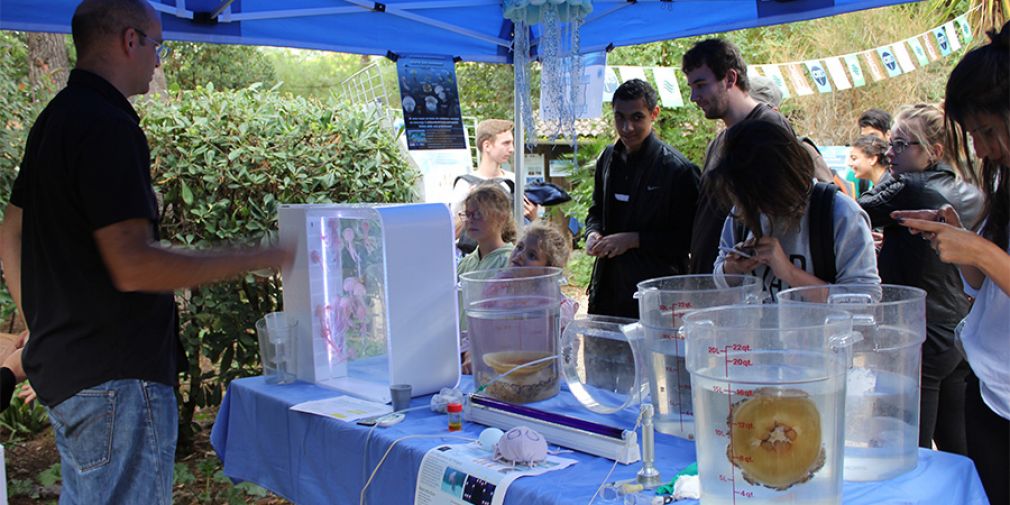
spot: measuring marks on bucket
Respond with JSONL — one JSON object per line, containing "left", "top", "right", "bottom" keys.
{"left": 708, "top": 343, "right": 758, "bottom": 503}
{"left": 646, "top": 302, "right": 696, "bottom": 438}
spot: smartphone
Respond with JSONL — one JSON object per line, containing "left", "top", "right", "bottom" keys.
{"left": 720, "top": 245, "right": 754, "bottom": 259}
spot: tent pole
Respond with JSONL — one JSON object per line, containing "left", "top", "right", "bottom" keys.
{"left": 513, "top": 61, "right": 525, "bottom": 230}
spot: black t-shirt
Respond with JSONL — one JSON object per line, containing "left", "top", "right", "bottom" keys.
{"left": 11, "top": 69, "right": 179, "bottom": 407}
{"left": 688, "top": 103, "right": 794, "bottom": 274}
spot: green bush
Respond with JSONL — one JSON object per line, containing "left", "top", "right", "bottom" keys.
{"left": 140, "top": 84, "right": 417, "bottom": 447}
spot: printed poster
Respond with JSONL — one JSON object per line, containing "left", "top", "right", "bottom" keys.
{"left": 842, "top": 54, "right": 866, "bottom": 87}
{"left": 891, "top": 42, "right": 917, "bottom": 73}
{"left": 955, "top": 14, "right": 973, "bottom": 43}
{"left": 784, "top": 64, "right": 814, "bottom": 96}
{"left": 758, "top": 65, "right": 791, "bottom": 99}
{"left": 823, "top": 57, "right": 852, "bottom": 90}
{"left": 862, "top": 51, "right": 886, "bottom": 82}
{"left": 804, "top": 60, "right": 832, "bottom": 93}
{"left": 933, "top": 26, "right": 953, "bottom": 56}
{"left": 602, "top": 66, "right": 620, "bottom": 102}
{"left": 943, "top": 21, "right": 963, "bottom": 52}
{"left": 876, "top": 46, "right": 903, "bottom": 77}
{"left": 397, "top": 55, "right": 467, "bottom": 150}
{"left": 906, "top": 37, "right": 930, "bottom": 67}
{"left": 651, "top": 66, "right": 685, "bottom": 107}
{"left": 920, "top": 34, "right": 940, "bottom": 62}
{"left": 616, "top": 65, "right": 648, "bottom": 84}
{"left": 415, "top": 444, "right": 576, "bottom": 505}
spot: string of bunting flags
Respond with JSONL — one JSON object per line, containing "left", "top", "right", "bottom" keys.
{"left": 600, "top": 12, "right": 974, "bottom": 108}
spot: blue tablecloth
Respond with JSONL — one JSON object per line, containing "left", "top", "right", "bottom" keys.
{"left": 211, "top": 377, "right": 989, "bottom": 504}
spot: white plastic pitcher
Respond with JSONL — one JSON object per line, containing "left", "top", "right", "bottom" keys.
{"left": 635, "top": 274, "right": 762, "bottom": 439}
{"left": 460, "top": 267, "right": 563, "bottom": 404}
{"left": 685, "top": 304, "right": 858, "bottom": 505}
{"left": 778, "top": 284, "right": 926, "bottom": 482}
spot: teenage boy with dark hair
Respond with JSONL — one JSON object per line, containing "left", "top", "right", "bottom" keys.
{"left": 859, "top": 108, "right": 893, "bottom": 140}
{"left": 584, "top": 79, "right": 700, "bottom": 317}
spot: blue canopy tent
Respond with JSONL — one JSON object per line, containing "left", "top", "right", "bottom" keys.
{"left": 1, "top": 0, "right": 916, "bottom": 219}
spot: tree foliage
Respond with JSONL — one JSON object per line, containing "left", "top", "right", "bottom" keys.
{"left": 263, "top": 48, "right": 367, "bottom": 102}
{"left": 162, "top": 42, "right": 277, "bottom": 91}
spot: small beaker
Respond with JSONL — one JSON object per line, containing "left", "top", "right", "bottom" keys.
{"left": 256, "top": 312, "right": 298, "bottom": 384}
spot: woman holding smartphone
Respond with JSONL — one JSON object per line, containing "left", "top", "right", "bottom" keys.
{"left": 711, "top": 119, "right": 879, "bottom": 300}
{"left": 894, "top": 22, "right": 1010, "bottom": 504}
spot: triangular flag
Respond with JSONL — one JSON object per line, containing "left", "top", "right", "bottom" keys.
{"left": 944, "top": 21, "right": 963, "bottom": 52}
{"left": 651, "top": 67, "right": 684, "bottom": 108}
{"left": 955, "top": 14, "right": 974, "bottom": 43}
{"left": 907, "top": 37, "right": 930, "bottom": 67}
{"left": 933, "top": 27, "right": 952, "bottom": 56}
{"left": 804, "top": 61, "right": 833, "bottom": 93}
{"left": 876, "top": 46, "right": 903, "bottom": 77}
{"left": 747, "top": 65, "right": 762, "bottom": 81}
{"left": 892, "top": 42, "right": 917, "bottom": 73}
{"left": 759, "top": 65, "right": 791, "bottom": 99}
{"left": 603, "top": 66, "right": 620, "bottom": 102}
{"left": 785, "top": 64, "right": 814, "bottom": 96}
{"left": 920, "top": 34, "right": 940, "bottom": 61}
{"left": 616, "top": 66, "right": 648, "bottom": 84}
{"left": 823, "top": 57, "right": 852, "bottom": 90}
{"left": 843, "top": 54, "right": 866, "bottom": 87}
{"left": 863, "top": 51, "right": 886, "bottom": 82}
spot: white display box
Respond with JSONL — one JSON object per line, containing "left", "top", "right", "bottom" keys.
{"left": 279, "top": 203, "right": 460, "bottom": 402}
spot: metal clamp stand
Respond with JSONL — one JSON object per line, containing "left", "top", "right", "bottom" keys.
{"left": 636, "top": 403, "right": 662, "bottom": 488}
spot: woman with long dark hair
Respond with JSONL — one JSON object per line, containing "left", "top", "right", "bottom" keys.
{"left": 895, "top": 22, "right": 1010, "bottom": 504}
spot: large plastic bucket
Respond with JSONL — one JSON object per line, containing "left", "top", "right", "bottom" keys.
{"left": 778, "top": 284, "right": 926, "bottom": 481}
{"left": 635, "top": 275, "right": 762, "bottom": 439}
{"left": 460, "top": 267, "right": 563, "bottom": 404}
{"left": 685, "top": 304, "right": 857, "bottom": 505}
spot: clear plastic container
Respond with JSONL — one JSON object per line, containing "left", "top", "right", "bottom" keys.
{"left": 778, "top": 284, "right": 926, "bottom": 481}
{"left": 256, "top": 312, "right": 298, "bottom": 384}
{"left": 635, "top": 275, "right": 762, "bottom": 439}
{"left": 560, "top": 315, "right": 646, "bottom": 414}
{"left": 461, "top": 267, "right": 562, "bottom": 404}
{"left": 685, "top": 304, "right": 857, "bottom": 505}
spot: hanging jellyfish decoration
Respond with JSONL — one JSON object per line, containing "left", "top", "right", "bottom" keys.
{"left": 503, "top": 0, "right": 593, "bottom": 147}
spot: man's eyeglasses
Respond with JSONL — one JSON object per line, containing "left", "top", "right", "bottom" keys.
{"left": 133, "top": 27, "right": 171, "bottom": 60}
{"left": 888, "top": 139, "right": 921, "bottom": 155}
{"left": 457, "top": 210, "right": 484, "bottom": 221}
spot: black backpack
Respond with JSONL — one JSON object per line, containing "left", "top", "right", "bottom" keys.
{"left": 734, "top": 182, "right": 838, "bottom": 283}
{"left": 454, "top": 174, "right": 516, "bottom": 255}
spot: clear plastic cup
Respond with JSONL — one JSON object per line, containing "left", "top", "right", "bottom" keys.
{"left": 256, "top": 312, "right": 298, "bottom": 384}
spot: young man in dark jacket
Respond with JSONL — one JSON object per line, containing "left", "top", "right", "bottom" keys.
{"left": 584, "top": 79, "right": 700, "bottom": 317}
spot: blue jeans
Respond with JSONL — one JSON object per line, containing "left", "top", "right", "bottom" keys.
{"left": 47, "top": 379, "right": 177, "bottom": 505}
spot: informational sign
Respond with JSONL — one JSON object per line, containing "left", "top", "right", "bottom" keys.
{"left": 397, "top": 55, "right": 467, "bottom": 150}
{"left": 415, "top": 443, "right": 575, "bottom": 505}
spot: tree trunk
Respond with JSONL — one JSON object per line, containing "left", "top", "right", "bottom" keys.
{"left": 26, "top": 33, "right": 69, "bottom": 90}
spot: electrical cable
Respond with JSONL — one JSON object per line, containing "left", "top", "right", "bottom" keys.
{"left": 587, "top": 407, "right": 646, "bottom": 505}
{"left": 359, "top": 433, "right": 476, "bottom": 505}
